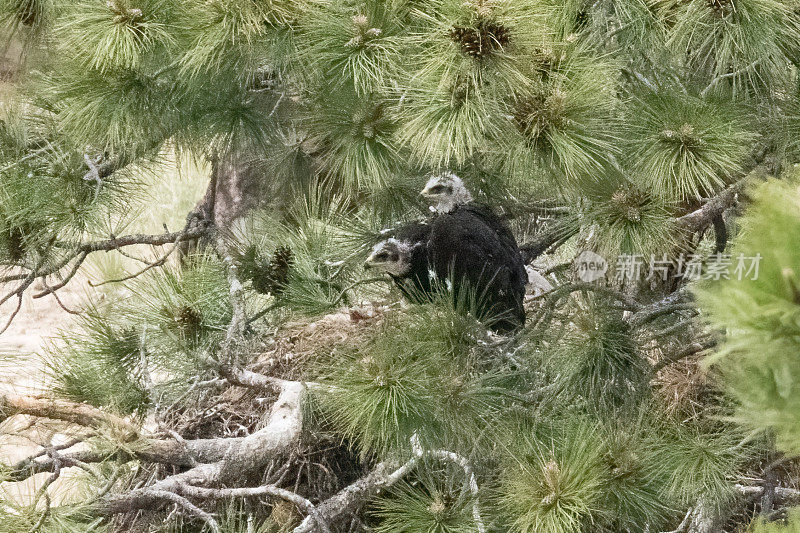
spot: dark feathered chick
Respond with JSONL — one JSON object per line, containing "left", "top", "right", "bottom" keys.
{"left": 421, "top": 172, "right": 527, "bottom": 332}
{"left": 365, "top": 223, "right": 433, "bottom": 303}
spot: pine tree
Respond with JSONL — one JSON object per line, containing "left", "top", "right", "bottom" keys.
{"left": 1, "top": 0, "right": 800, "bottom": 532}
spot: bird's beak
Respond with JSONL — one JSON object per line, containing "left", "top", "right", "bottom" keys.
{"left": 420, "top": 186, "right": 432, "bottom": 197}
{"left": 364, "top": 254, "right": 376, "bottom": 269}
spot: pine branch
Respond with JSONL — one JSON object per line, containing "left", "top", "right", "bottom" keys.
{"left": 0, "top": 393, "right": 139, "bottom": 438}
{"left": 519, "top": 224, "right": 578, "bottom": 264}
{"left": 294, "top": 459, "right": 419, "bottom": 533}
{"left": 676, "top": 182, "right": 743, "bottom": 234}
{"left": 628, "top": 290, "right": 695, "bottom": 328}
{"left": 530, "top": 282, "right": 642, "bottom": 327}
{"left": 0, "top": 217, "right": 211, "bottom": 332}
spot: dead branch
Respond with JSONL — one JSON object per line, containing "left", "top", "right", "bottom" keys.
{"left": 1, "top": 394, "right": 139, "bottom": 438}
{"left": 90, "top": 381, "right": 305, "bottom": 518}
{"left": 179, "top": 484, "right": 331, "bottom": 533}
{"left": 294, "top": 459, "right": 419, "bottom": 533}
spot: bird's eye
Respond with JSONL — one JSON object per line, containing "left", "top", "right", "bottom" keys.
{"left": 376, "top": 253, "right": 389, "bottom": 261}
{"left": 390, "top": 253, "right": 399, "bottom": 262}
{"left": 429, "top": 185, "right": 445, "bottom": 193}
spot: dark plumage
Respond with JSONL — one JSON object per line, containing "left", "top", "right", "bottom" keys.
{"left": 367, "top": 172, "right": 526, "bottom": 332}
{"left": 426, "top": 207, "right": 526, "bottom": 332}
{"left": 421, "top": 172, "right": 527, "bottom": 332}
{"left": 365, "top": 222, "right": 434, "bottom": 303}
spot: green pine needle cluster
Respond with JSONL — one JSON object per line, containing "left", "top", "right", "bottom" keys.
{"left": 548, "top": 304, "right": 651, "bottom": 413}
{"left": 666, "top": 0, "right": 800, "bottom": 95}
{"left": 55, "top": 0, "right": 181, "bottom": 73}
{"left": 696, "top": 177, "right": 800, "bottom": 454}
{"left": 45, "top": 253, "right": 232, "bottom": 415}
{"left": 502, "top": 48, "right": 620, "bottom": 188}
{"left": 500, "top": 421, "right": 607, "bottom": 533}
{"left": 583, "top": 176, "right": 676, "bottom": 256}
{"left": 371, "top": 465, "right": 479, "bottom": 533}
{"left": 297, "top": 1, "right": 405, "bottom": 96}
{"left": 318, "top": 301, "right": 514, "bottom": 457}
{"left": 624, "top": 91, "right": 755, "bottom": 201}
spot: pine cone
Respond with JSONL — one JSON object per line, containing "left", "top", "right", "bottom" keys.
{"left": 175, "top": 305, "right": 203, "bottom": 336}
{"left": 449, "top": 19, "right": 510, "bottom": 59}
{"left": 251, "top": 246, "right": 294, "bottom": 295}
{"left": 268, "top": 245, "right": 294, "bottom": 294}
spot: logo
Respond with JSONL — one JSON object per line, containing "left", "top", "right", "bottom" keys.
{"left": 575, "top": 251, "right": 608, "bottom": 282}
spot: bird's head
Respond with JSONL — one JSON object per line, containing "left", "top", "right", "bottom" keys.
{"left": 364, "top": 238, "right": 414, "bottom": 276}
{"left": 420, "top": 171, "right": 473, "bottom": 213}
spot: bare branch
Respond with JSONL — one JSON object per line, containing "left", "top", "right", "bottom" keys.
{"left": 180, "top": 484, "right": 330, "bottom": 533}
{"left": 0, "top": 394, "right": 139, "bottom": 438}
{"left": 146, "top": 489, "right": 221, "bottom": 533}
{"left": 294, "top": 459, "right": 418, "bottom": 533}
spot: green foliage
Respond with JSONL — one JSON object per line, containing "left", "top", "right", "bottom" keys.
{"left": 319, "top": 301, "right": 516, "bottom": 457}
{"left": 547, "top": 302, "right": 651, "bottom": 413}
{"left": 666, "top": 0, "right": 800, "bottom": 94}
{"left": 55, "top": 0, "right": 181, "bottom": 73}
{"left": 40, "top": 66, "right": 175, "bottom": 159}
{"left": 647, "top": 423, "right": 745, "bottom": 513}
{"left": 303, "top": 86, "right": 405, "bottom": 191}
{"left": 624, "top": 91, "right": 755, "bottom": 201}
{"left": 45, "top": 253, "right": 231, "bottom": 415}
{"left": 500, "top": 420, "right": 607, "bottom": 533}
{"left": 179, "top": 0, "right": 301, "bottom": 78}
{"left": 750, "top": 509, "right": 800, "bottom": 533}
{"left": 0, "top": 0, "right": 52, "bottom": 30}
{"left": 0, "top": 503, "right": 106, "bottom": 533}
{"left": 595, "top": 420, "right": 675, "bottom": 532}
{"left": 583, "top": 175, "right": 676, "bottom": 257}
{"left": 696, "top": 177, "right": 800, "bottom": 454}
{"left": 371, "top": 464, "right": 479, "bottom": 533}
{"left": 47, "top": 308, "right": 151, "bottom": 416}
{"left": 0, "top": 109, "right": 144, "bottom": 264}
{"left": 394, "top": 0, "right": 544, "bottom": 167}
{"left": 298, "top": 0, "right": 405, "bottom": 96}
{"left": 500, "top": 46, "right": 620, "bottom": 188}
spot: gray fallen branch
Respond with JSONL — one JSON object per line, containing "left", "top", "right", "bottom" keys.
{"left": 181, "top": 484, "right": 330, "bottom": 533}
{"left": 294, "top": 459, "right": 417, "bottom": 533}
{"left": 91, "top": 381, "right": 305, "bottom": 518}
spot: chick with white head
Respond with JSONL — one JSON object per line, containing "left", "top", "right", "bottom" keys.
{"left": 364, "top": 238, "right": 414, "bottom": 276}
{"left": 420, "top": 171, "right": 473, "bottom": 214}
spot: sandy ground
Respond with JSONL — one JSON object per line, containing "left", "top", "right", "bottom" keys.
{"left": 0, "top": 282, "right": 93, "bottom": 508}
